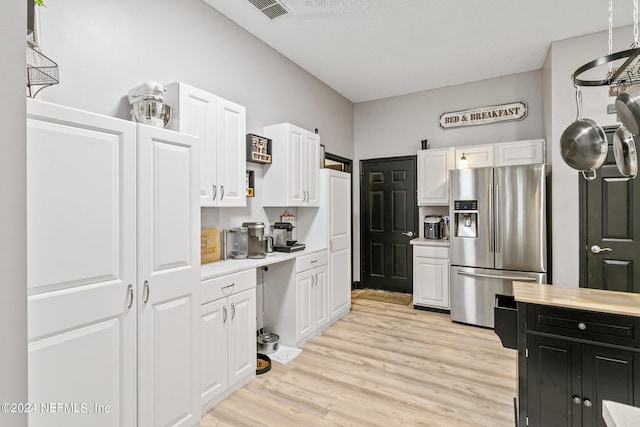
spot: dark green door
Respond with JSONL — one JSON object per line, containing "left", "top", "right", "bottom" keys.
{"left": 580, "top": 126, "right": 640, "bottom": 292}
{"left": 360, "top": 156, "right": 418, "bottom": 294}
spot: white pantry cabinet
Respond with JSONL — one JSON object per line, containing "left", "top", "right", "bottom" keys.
{"left": 417, "top": 148, "right": 455, "bottom": 205}
{"left": 200, "top": 270, "right": 256, "bottom": 412}
{"left": 26, "top": 100, "right": 201, "bottom": 427}
{"left": 494, "top": 139, "right": 545, "bottom": 166}
{"left": 165, "top": 82, "right": 246, "bottom": 207}
{"left": 413, "top": 245, "right": 450, "bottom": 310}
{"left": 262, "top": 123, "right": 320, "bottom": 207}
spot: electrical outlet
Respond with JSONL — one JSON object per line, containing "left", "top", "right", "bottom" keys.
{"left": 607, "top": 104, "right": 617, "bottom": 114}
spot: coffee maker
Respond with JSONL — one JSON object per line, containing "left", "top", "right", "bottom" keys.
{"left": 242, "top": 222, "right": 266, "bottom": 259}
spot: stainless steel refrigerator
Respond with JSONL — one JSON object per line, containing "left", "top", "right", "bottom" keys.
{"left": 449, "top": 164, "right": 547, "bottom": 328}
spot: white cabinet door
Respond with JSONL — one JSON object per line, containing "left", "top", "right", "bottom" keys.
{"left": 289, "top": 125, "right": 306, "bottom": 205}
{"left": 200, "top": 298, "right": 228, "bottom": 407}
{"left": 328, "top": 171, "right": 352, "bottom": 320}
{"left": 313, "top": 266, "right": 328, "bottom": 329}
{"left": 413, "top": 256, "right": 450, "bottom": 309}
{"left": 418, "top": 148, "right": 455, "bottom": 205}
{"left": 227, "top": 288, "right": 256, "bottom": 388}
{"left": 26, "top": 100, "right": 137, "bottom": 427}
{"left": 456, "top": 145, "right": 494, "bottom": 168}
{"left": 166, "top": 82, "right": 218, "bottom": 207}
{"left": 137, "top": 125, "right": 200, "bottom": 427}
{"left": 263, "top": 123, "right": 320, "bottom": 207}
{"left": 305, "top": 131, "right": 320, "bottom": 206}
{"left": 495, "top": 139, "right": 545, "bottom": 166}
{"left": 216, "top": 98, "right": 246, "bottom": 207}
{"left": 296, "top": 271, "right": 314, "bottom": 341}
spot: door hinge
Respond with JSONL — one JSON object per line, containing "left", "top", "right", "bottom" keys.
{"left": 526, "top": 348, "right": 529, "bottom": 358}
{"left": 526, "top": 416, "right": 529, "bottom": 426}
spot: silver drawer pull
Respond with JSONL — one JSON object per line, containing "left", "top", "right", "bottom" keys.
{"left": 221, "top": 283, "right": 235, "bottom": 290}
{"left": 457, "top": 271, "right": 538, "bottom": 282}
{"left": 311, "top": 259, "right": 318, "bottom": 263}
{"left": 578, "top": 322, "right": 587, "bottom": 331}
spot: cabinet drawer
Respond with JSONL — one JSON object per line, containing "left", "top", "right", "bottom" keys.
{"left": 414, "top": 245, "right": 449, "bottom": 259}
{"left": 296, "top": 251, "right": 328, "bottom": 273}
{"left": 202, "top": 269, "right": 256, "bottom": 304}
{"left": 527, "top": 304, "right": 639, "bottom": 347}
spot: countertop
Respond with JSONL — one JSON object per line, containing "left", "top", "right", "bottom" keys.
{"left": 603, "top": 400, "right": 640, "bottom": 427}
{"left": 512, "top": 282, "right": 640, "bottom": 318}
{"left": 201, "top": 247, "right": 326, "bottom": 281}
{"left": 410, "top": 237, "right": 450, "bottom": 247}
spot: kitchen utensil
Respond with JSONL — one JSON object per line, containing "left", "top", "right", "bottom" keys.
{"left": 559, "top": 87, "right": 607, "bottom": 180}
{"left": 613, "top": 125, "right": 638, "bottom": 178}
{"left": 200, "top": 228, "right": 220, "bottom": 263}
{"left": 128, "top": 81, "right": 173, "bottom": 128}
{"left": 616, "top": 88, "right": 640, "bottom": 135}
{"left": 131, "top": 99, "right": 173, "bottom": 127}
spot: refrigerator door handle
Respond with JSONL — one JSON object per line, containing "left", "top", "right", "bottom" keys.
{"left": 495, "top": 184, "right": 500, "bottom": 254}
{"left": 489, "top": 182, "right": 494, "bottom": 253}
{"left": 457, "top": 270, "right": 539, "bottom": 282}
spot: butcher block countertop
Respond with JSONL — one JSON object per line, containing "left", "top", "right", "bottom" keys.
{"left": 512, "top": 282, "right": 640, "bottom": 318}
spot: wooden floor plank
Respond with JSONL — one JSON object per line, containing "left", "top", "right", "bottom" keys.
{"left": 200, "top": 291, "right": 517, "bottom": 426}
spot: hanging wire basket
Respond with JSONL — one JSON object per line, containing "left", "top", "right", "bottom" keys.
{"left": 26, "top": 44, "right": 59, "bottom": 98}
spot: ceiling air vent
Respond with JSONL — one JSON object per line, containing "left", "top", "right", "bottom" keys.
{"left": 247, "top": 0, "right": 289, "bottom": 20}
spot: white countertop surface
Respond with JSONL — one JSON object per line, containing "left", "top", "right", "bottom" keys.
{"left": 410, "top": 237, "right": 450, "bottom": 247}
{"left": 201, "top": 247, "right": 326, "bottom": 281}
{"left": 603, "top": 400, "right": 640, "bottom": 427}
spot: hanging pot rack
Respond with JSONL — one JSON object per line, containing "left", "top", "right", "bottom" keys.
{"left": 572, "top": 0, "right": 640, "bottom": 94}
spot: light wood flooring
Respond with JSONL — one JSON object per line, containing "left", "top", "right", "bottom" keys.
{"left": 200, "top": 290, "right": 517, "bottom": 426}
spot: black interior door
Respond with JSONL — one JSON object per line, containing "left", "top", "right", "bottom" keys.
{"left": 360, "top": 156, "right": 418, "bottom": 294}
{"left": 580, "top": 126, "right": 640, "bottom": 292}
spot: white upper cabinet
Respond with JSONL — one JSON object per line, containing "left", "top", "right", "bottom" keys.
{"left": 494, "top": 139, "right": 545, "bottom": 166}
{"left": 262, "top": 123, "right": 320, "bottom": 207}
{"left": 165, "top": 82, "right": 246, "bottom": 207}
{"left": 455, "top": 145, "right": 494, "bottom": 169}
{"left": 418, "top": 148, "right": 455, "bottom": 205}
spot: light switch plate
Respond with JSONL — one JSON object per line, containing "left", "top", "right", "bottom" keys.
{"left": 607, "top": 104, "right": 617, "bottom": 114}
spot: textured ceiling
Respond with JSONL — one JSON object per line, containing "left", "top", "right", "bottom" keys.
{"left": 203, "top": 0, "right": 635, "bottom": 103}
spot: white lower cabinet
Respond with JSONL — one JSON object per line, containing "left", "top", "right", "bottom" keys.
{"left": 26, "top": 99, "right": 201, "bottom": 427}
{"left": 200, "top": 270, "right": 256, "bottom": 412}
{"left": 413, "top": 245, "right": 450, "bottom": 310}
{"left": 264, "top": 252, "right": 329, "bottom": 347}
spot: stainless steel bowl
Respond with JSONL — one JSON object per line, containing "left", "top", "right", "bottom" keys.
{"left": 131, "top": 99, "right": 172, "bottom": 128}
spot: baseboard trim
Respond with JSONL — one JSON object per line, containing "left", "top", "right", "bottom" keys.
{"left": 413, "top": 305, "right": 450, "bottom": 315}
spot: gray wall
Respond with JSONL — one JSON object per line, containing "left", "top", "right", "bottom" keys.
{"left": 353, "top": 71, "right": 544, "bottom": 281}
{"left": 546, "top": 27, "right": 632, "bottom": 287}
{"left": 38, "top": 0, "right": 354, "bottom": 233}
{"left": 0, "top": 1, "right": 27, "bottom": 426}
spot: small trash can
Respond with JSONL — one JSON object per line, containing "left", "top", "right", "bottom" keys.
{"left": 494, "top": 294, "right": 517, "bottom": 350}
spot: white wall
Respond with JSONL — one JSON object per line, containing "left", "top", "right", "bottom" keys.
{"left": 546, "top": 27, "right": 632, "bottom": 287}
{"left": 353, "top": 71, "right": 544, "bottom": 281}
{"left": 0, "top": 1, "right": 27, "bottom": 425}
{"left": 38, "top": 0, "right": 353, "bottom": 236}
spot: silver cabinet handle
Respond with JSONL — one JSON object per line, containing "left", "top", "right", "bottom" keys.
{"left": 221, "top": 283, "right": 235, "bottom": 290}
{"left": 220, "top": 184, "right": 225, "bottom": 200}
{"left": 402, "top": 231, "right": 415, "bottom": 237}
{"left": 231, "top": 302, "right": 236, "bottom": 319}
{"left": 329, "top": 241, "right": 333, "bottom": 251}
{"left": 311, "top": 259, "right": 318, "bottom": 264}
{"left": 143, "top": 280, "right": 150, "bottom": 304}
{"left": 591, "top": 245, "right": 612, "bottom": 254}
{"left": 584, "top": 399, "right": 592, "bottom": 408}
{"left": 578, "top": 322, "right": 587, "bottom": 331}
{"left": 573, "top": 396, "right": 582, "bottom": 405}
{"left": 223, "top": 305, "right": 227, "bottom": 324}
{"left": 127, "top": 284, "right": 134, "bottom": 309}
{"left": 212, "top": 185, "right": 217, "bottom": 200}
{"left": 457, "top": 270, "right": 538, "bottom": 282}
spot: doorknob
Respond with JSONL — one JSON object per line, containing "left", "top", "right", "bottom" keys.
{"left": 402, "top": 231, "right": 415, "bottom": 237}
{"left": 591, "top": 245, "right": 613, "bottom": 254}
